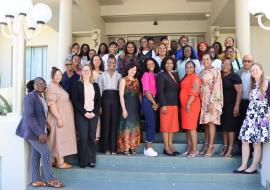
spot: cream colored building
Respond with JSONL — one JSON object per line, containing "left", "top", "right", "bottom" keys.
{"left": 0, "top": 0, "right": 270, "bottom": 90}
{"left": 0, "top": 0, "right": 270, "bottom": 189}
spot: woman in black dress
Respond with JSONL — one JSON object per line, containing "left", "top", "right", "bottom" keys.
{"left": 220, "top": 59, "right": 243, "bottom": 158}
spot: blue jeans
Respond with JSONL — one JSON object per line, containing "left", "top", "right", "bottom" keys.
{"left": 141, "top": 96, "right": 157, "bottom": 143}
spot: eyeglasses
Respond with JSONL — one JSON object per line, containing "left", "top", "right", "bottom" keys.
{"left": 243, "top": 60, "right": 252, "bottom": 63}
{"left": 65, "top": 64, "right": 73, "bottom": 66}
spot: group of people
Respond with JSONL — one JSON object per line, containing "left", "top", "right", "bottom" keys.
{"left": 15, "top": 35, "right": 270, "bottom": 188}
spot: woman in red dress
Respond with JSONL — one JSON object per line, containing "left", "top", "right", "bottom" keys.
{"left": 180, "top": 61, "right": 201, "bottom": 157}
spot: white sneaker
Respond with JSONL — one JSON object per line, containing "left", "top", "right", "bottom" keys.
{"left": 144, "top": 147, "right": 158, "bottom": 157}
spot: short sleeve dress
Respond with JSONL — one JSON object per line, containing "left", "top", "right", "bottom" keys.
{"left": 180, "top": 73, "right": 201, "bottom": 130}
{"left": 221, "top": 73, "right": 242, "bottom": 132}
{"left": 45, "top": 83, "right": 77, "bottom": 158}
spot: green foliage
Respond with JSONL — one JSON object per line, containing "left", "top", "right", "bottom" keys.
{"left": 0, "top": 95, "right": 11, "bottom": 115}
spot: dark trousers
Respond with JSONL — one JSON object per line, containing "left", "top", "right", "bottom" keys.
{"left": 75, "top": 112, "right": 99, "bottom": 167}
{"left": 101, "top": 90, "right": 120, "bottom": 153}
{"left": 238, "top": 99, "right": 250, "bottom": 135}
{"left": 28, "top": 139, "right": 54, "bottom": 182}
{"left": 141, "top": 96, "right": 157, "bottom": 143}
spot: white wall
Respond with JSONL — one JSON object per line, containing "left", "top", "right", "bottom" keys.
{"left": 101, "top": 0, "right": 211, "bottom": 16}
{"left": 106, "top": 20, "right": 207, "bottom": 35}
{"left": 251, "top": 26, "right": 270, "bottom": 77}
{"left": 73, "top": 0, "right": 106, "bottom": 42}
{"left": 0, "top": 116, "right": 29, "bottom": 190}
{"left": 0, "top": 36, "right": 12, "bottom": 88}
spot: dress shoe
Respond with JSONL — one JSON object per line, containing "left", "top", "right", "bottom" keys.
{"left": 243, "top": 170, "right": 257, "bottom": 174}
{"left": 88, "top": 163, "right": 95, "bottom": 168}
{"left": 233, "top": 169, "right": 245, "bottom": 174}
{"left": 163, "top": 149, "right": 176, "bottom": 156}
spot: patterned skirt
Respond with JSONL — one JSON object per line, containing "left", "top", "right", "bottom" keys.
{"left": 239, "top": 101, "right": 269, "bottom": 143}
{"left": 117, "top": 92, "right": 141, "bottom": 152}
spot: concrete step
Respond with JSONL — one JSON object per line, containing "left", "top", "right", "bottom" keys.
{"left": 28, "top": 181, "right": 264, "bottom": 190}
{"left": 65, "top": 154, "right": 245, "bottom": 170}
{"left": 96, "top": 143, "right": 241, "bottom": 155}
{"left": 142, "top": 132, "right": 224, "bottom": 143}
{"left": 52, "top": 168, "right": 260, "bottom": 185}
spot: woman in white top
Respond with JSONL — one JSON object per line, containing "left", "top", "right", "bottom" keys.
{"left": 177, "top": 45, "right": 201, "bottom": 80}
{"left": 207, "top": 46, "right": 222, "bottom": 70}
{"left": 102, "top": 42, "right": 120, "bottom": 70}
{"left": 97, "top": 43, "right": 109, "bottom": 58}
{"left": 98, "top": 55, "right": 122, "bottom": 154}
{"left": 79, "top": 44, "right": 91, "bottom": 66}
{"left": 224, "top": 46, "right": 243, "bottom": 72}
{"left": 153, "top": 43, "right": 168, "bottom": 68}
{"left": 90, "top": 55, "right": 105, "bottom": 142}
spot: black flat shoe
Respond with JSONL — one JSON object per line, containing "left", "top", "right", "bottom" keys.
{"left": 79, "top": 165, "right": 87, "bottom": 168}
{"left": 173, "top": 151, "right": 180, "bottom": 155}
{"left": 88, "top": 163, "right": 95, "bottom": 168}
{"left": 163, "top": 149, "right": 176, "bottom": 156}
{"left": 243, "top": 170, "right": 257, "bottom": 174}
{"left": 233, "top": 169, "right": 245, "bottom": 174}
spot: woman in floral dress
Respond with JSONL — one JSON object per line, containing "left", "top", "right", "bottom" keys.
{"left": 117, "top": 62, "right": 141, "bottom": 155}
{"left": 235, "top": 63, "right": 269, "bottom": 174}
{"left": 199, "top": 53, "right": 223, "bottom": 157}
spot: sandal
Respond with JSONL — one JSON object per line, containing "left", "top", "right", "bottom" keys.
{"left": 124, "top": 151, "right": 131, "bottom": 156}
{"left": 32, "top": 181, "right": 47, "bottom": 187}
{"left": 56, "top": 162, "right": 72, "bottom": 169}
{"left": 51, "top": 158, "right": 56, "bottom": 167}
{"left": 225, "top": 146, "right": 233, "bottom": 158}
{"left": 46, "top": 179, "right": 64, "bottom": 188}
{"left": 220, "top": 145, "right": 228, "bottom": 156}
{"left": 182, "top": 148, "right": 190, "bottom": 156}
{"left": 199, "top": 143, "right": 209, "bottom": 155}
{"left": 130, "top": 149, "right": 136, "bottom": 155}
{"left": 187, "top": 152, "right": 199, "bottom": 158}
{"left": 204, "top": 145, "right": 215, "bottom": 158}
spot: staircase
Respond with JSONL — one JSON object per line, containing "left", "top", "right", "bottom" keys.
{"left": 27, "top": 132, "right": 264, "bottom": 190}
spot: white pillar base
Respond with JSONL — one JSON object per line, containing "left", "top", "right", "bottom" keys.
{"left": 261, "top": 143, "right": 270, "bottom": 187}
{"left": 0, "top": 116, "right": 30, "bottom": 190}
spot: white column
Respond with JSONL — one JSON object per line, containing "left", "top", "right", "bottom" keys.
{"left": 11, "top": 36, "right": 19, "bottom": 114}
{"left": 11, "top": 17, "right": 26, "bottom": 115}
{"left": 17, "top": 31, "right": 26, "bottom": 115}
{"left": 58, "top": 0, "right": 73, "bottom": 71}
{"left": 235, "top": 0, "right": 251, "bottom": 55}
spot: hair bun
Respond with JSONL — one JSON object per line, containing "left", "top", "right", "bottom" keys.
{"left": 52, "top": 66, "right": 58, "bottom": 70}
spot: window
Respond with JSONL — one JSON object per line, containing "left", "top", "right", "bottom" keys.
{"left": 25, "top": 46, "right": 48, "bottom": 81}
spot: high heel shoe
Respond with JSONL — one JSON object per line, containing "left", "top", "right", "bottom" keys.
{"left": 220, "top": 145, "right": 228, "bottom": 156}
{"left": 204, "top": 145, "right": 215, "bottom": 158}
{"left": 225, "top": 146, "right": 233, "bottom": 158}
{"left": 181, "top": 149, "right": 190, "bottom": 156}
{"left": 187, "top": 151, "right": 199, "bottom": 158}
{"left": 199, "top": 143, "right": 209, "bottom": 155}
{"left": 163, "top": 149, "right": 175, "bottom": 156}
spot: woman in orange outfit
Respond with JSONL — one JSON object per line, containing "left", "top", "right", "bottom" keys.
{"left": 180, "top": 61, "right": 201, "bottom": 157}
